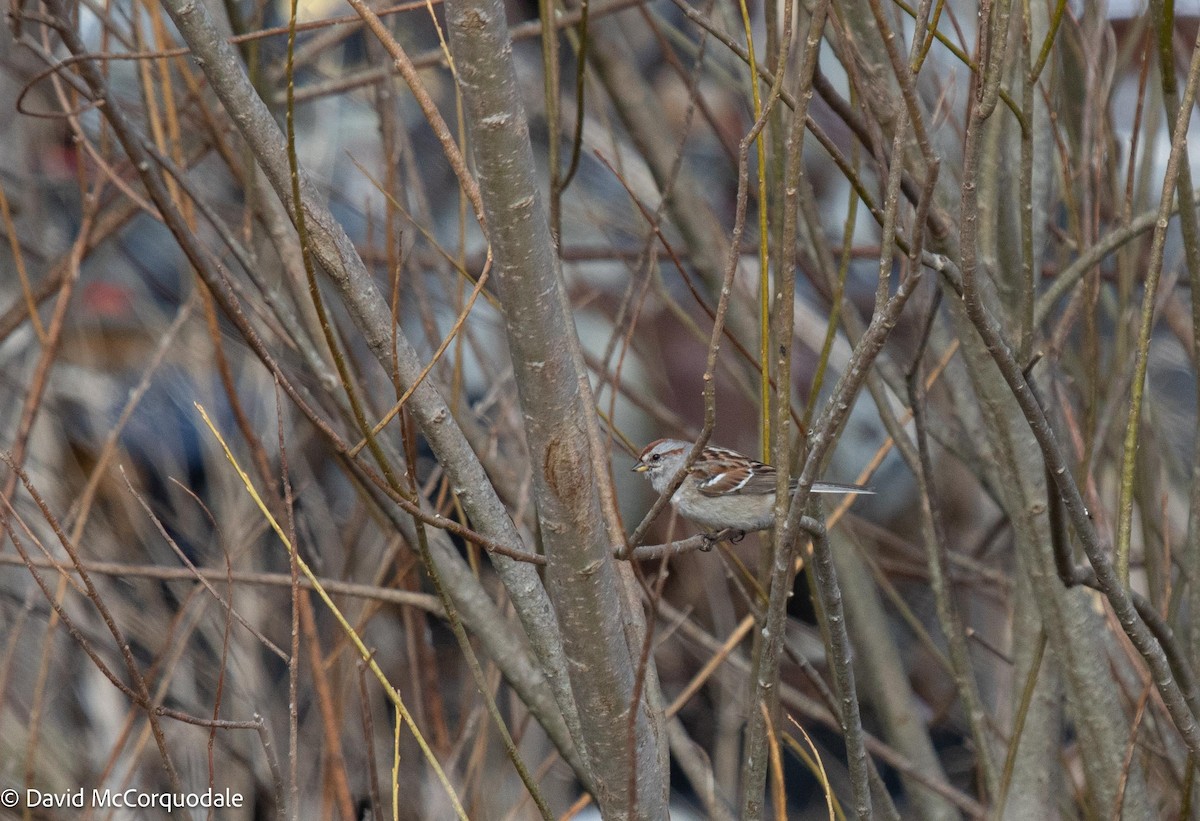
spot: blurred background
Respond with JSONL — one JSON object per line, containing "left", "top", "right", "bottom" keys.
{"left": 3, "top": 0, "right": 1200, "bottom": 817}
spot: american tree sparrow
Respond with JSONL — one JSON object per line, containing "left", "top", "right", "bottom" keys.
{"left": 633, "top": 438, "right": 872, "bottom": 534}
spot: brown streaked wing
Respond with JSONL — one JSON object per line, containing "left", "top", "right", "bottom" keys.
{"left": 695, "top": 463, "right": 778, "bottom": 496}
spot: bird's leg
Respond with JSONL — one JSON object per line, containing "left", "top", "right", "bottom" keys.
{"left": 701, "top": 528, "right": 745, "bottom": 550}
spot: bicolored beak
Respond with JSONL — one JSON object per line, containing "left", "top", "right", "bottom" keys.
{"left": 632, "top": 460, "right": 649, "bottom": 473}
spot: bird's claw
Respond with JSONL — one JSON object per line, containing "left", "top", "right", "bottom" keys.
{"left": 701, "top": 529, "right": 746, "bottom": 550}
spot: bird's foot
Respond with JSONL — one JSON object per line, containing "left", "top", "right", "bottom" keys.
{"left": 701, "top": 529, "right": 746, "bottom": 550}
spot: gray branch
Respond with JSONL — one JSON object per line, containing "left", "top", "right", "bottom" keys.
{"left": 444, "top": 0, "right": 668, "bottom": 814}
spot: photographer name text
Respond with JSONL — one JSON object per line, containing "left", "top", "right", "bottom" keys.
{"left": 15, "top": 787, "right": 244, "bottom": 812}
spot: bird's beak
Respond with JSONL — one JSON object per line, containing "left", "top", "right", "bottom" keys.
{"left": 632, "top": 461, "right": 649, "bottom": 473}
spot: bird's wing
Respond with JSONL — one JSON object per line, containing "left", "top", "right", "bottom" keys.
{"left": 695, "top": 463, "right": 777, "bottom": 496}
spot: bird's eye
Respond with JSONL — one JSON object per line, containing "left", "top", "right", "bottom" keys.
{"left": 650, "top": 454, "right": 660, "bottom": 462}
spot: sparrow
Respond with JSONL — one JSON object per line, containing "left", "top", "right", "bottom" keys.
{"left": 632, "top": 438, "right": 871, "bottom": 533}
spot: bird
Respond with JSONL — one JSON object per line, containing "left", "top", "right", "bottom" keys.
{"left": 632, "top": 438, "right": 872, "bottom": 534}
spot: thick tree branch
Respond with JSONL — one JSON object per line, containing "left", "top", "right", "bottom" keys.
{"left": 444, "top": 0, "right": 668, "bottom": 813}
